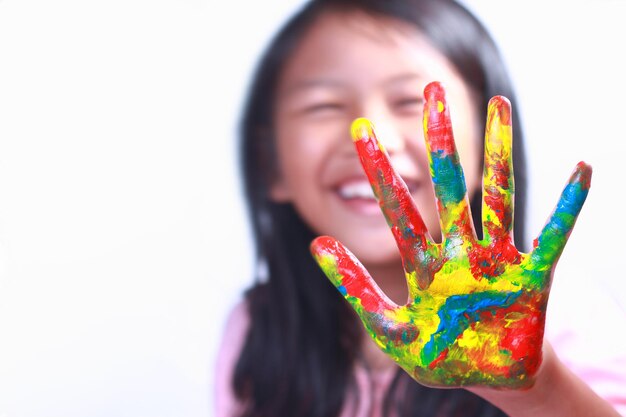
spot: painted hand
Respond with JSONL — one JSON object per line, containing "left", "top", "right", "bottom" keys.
{"left": 310, "top": 81, "right": 591, "bottom": 389}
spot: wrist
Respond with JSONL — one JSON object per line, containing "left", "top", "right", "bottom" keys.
{"left": 466, "top": 343, "right": 554, "bottom": 416}
{"left": 467, "top": 342, "right": 620, "bottom": 417}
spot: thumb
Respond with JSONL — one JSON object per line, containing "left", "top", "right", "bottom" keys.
{"left": 311, "top": 236, "right": 420, "bottom": 348}
{"left": 310, "top": 235, "right": 398, "bottom": 315}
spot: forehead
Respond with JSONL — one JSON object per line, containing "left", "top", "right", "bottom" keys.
{"left": 277, "top": 10, "right": 464, "bottom": 94}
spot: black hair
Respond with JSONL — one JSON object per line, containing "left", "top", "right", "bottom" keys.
{"left": 234, "top": 0, "right": 526, "bottom": 416}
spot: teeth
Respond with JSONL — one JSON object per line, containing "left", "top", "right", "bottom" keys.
{"left": 337, "top": 181, "right": 376, "bottom": 200}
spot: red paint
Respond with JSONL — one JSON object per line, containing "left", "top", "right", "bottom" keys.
{"left": 486, "top": 292, "right": 545, "bottom": 377}
{"left": 424, "top": 82, "right": 458, "bottom": 156}
{"left": 354, "top": 130, "right": 429, "bottom": 241}
{"left": 449, "top": 204, "right": 476, "bottom": 238}
{"left": 484, "top": 190, "right": 512, "bottom": 233}
{"left": 312, "top": 236, "right": 390, "bottom": 313}
{"left": 338, "top": 260, "right": 381, "bottom": 312}
{"left": 488, "top": 159, "right": 511, "bottom": 190}
{"left": 429, "top": 347, "right": 449, "bottom": 369}
{"left": 467, "top": 238, "right": 520, "bottom": 279}
{"left": 456, "top": 326, "right": 511, "bottom": 377}
{"left": 574, "top": 161, "right": 592, "bottom": 190}
{"left": 487, "top": 96, "right": 512, "bottom": 127}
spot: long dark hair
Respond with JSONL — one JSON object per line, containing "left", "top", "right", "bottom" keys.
{"left": 234, "top": 0, "right": 527, "bottom": 416}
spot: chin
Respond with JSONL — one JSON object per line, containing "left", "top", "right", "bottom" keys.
{"left": 359, "top": 251, "right": 403, "bottom": 269}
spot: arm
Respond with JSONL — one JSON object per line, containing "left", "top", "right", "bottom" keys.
{"left": 547, "top": 274, "right": 626, "bottom": 416}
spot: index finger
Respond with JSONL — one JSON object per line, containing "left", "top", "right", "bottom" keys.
{"left": 351, "top": 118, "right": 437, "bottom": 290}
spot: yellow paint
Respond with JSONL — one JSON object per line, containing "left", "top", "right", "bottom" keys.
{"left": 482, "top": 99, "right": 514, "bottom": 237}
{"left": 387, "top": 302, "right": 440, "bottom": 358}
{"left": 350, "top": 117, "right": 374, "bottom": 142}
{"left": 457, "top": 322, "right": 512, "bottom": 369}
{"left": 439, "top": 201, "right": 470, "bottom": 233}
{"left": 457, "top": 326, "right": 481, "bottom": 349}
{"left": 429, "top": 267, "right": 521, "bottom": 296}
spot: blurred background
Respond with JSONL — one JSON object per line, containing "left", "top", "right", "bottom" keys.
{"left": 0, "top": 0, "right": 624, "bottom": 416}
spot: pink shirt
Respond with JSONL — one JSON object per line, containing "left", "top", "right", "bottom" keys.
{"left": 214, "top": 301, "right": 397, "bottom": 417}
{"left": 215, "top": 289, "right": 626, "bottom": 417}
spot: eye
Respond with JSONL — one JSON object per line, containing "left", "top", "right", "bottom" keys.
{"left": 393, "top": 97, "right": 424, "bottom": 115}
{"left": 303, "top": 102, "right": 345, "bottom": 114}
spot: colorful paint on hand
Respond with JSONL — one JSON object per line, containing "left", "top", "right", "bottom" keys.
{"left": 311, "top": 81, "right": 592, "bottom": 389}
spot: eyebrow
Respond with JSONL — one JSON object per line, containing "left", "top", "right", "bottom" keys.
{"left": 383, "top": 72, "right": 423, "bottom": 87}
{"left": 280, "top": 79, "right": 346, "bottom": 98}
{"left": 280, "top": 72, "right": 425, "bottom": 98}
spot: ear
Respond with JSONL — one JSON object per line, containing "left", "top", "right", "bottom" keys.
{"left": 269, "top": 177, "right": 292, "bottom": 202}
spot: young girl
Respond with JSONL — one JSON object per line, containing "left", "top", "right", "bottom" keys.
{"left": 216, "top": 0, "right": 625, "bottom": 416}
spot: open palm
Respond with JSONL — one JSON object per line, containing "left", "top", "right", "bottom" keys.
{"left": 311, "top": 82, "right": 591, "bottom": 389}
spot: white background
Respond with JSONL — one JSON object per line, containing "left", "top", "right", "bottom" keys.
{"left": 0, "top": 1, "right": 624, "bottom": 416}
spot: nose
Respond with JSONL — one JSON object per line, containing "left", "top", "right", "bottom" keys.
{"left": 356, "top": 100, "right": 408, "bottom": 154}
{"left": 370, "top": 119, "right": 406, "bottom": 154}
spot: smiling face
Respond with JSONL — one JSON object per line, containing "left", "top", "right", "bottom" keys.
{"left": 271, "top": 10, "right": 482, "bottom": 267}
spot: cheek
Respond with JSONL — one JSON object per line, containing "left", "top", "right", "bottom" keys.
{"left": 273, "top": 122, "right": 332, "bottom": 196}
{"left": 276, "top": 117, "right": 348, "bottom": 172}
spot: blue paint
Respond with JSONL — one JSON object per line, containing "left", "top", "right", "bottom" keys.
{"left": 532, "top": 181, "right": 589, "bottom": 267}
{"left": 421, "top": 290, "right": 522, "bottom": 365}
{"left": 338, "top": 285, "right": 347, "bottom": 296}
{"left": 430, "top": 151, "right": 466, "bottom": 205}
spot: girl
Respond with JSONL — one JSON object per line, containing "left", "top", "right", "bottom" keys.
{"left": 216, "top": 0, "right": 625, "bottom": 415}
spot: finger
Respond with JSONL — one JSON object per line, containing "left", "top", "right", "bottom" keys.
{"left": 530, "top": 162, "right": 592, "bottom": 273}
{"left": 310, "top": 235, "right": 399, "bottom": 314}
{"left": 423, "top": 82, "right": 476, "bottom": 241}
{"left": 482, "top": 96, "right": 515, "bottom": 242}
{"left": 351, "top": 118, "right": 437, "bottom": 287}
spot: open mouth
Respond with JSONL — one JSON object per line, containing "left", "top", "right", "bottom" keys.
{"left": 334, "top": 178, "right": 420, "bottom": 215}
{"left": 337, "top": 180, "right": 377, "bottom": 200}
